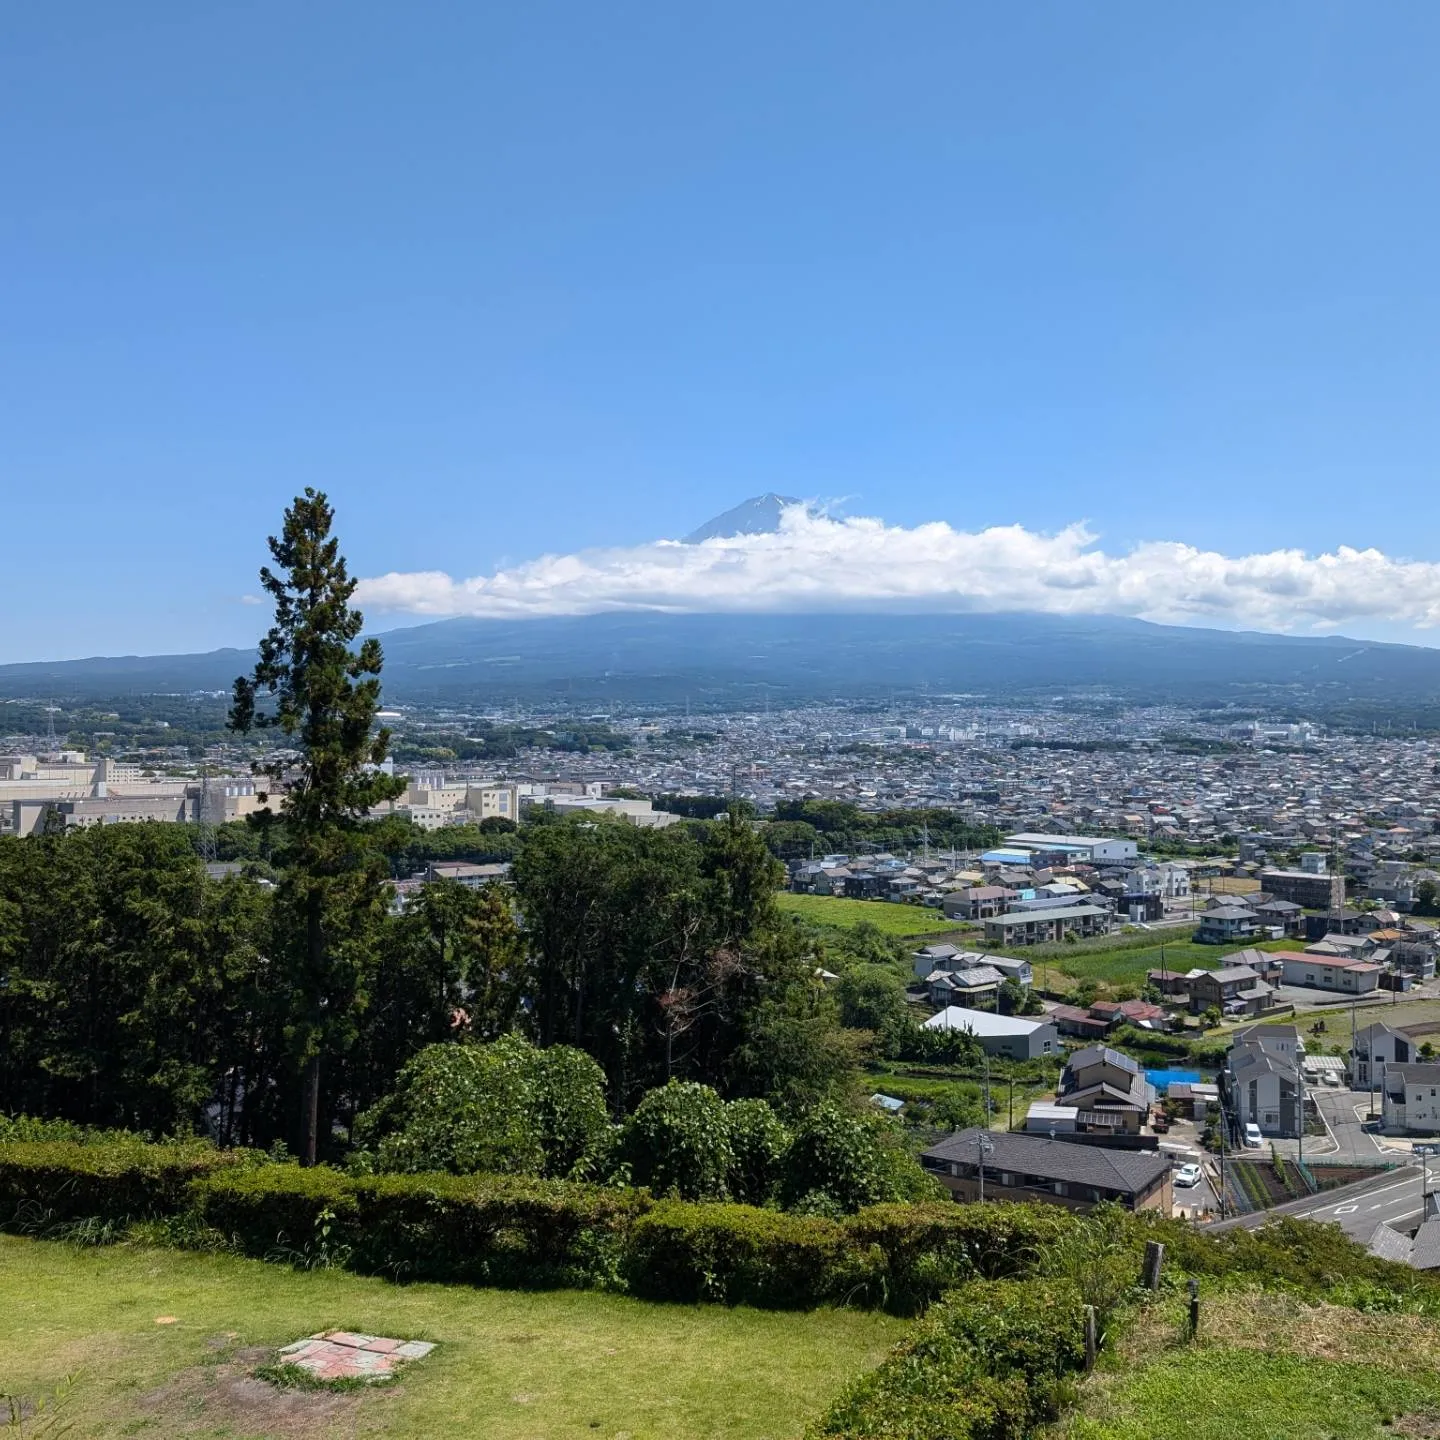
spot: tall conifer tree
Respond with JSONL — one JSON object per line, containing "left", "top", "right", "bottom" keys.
{"left": 231, "top": 489, "right": 405, "bottom": 1163}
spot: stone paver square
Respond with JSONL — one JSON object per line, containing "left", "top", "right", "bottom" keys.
{"left": 274, "top": 1330, "right": 435, "bottom": 1383}
{"left": 325, "top": 1332, "right": 377, "bottom": 1349}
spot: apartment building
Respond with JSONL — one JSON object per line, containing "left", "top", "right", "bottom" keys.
{"left": 982, "top": 903, "right": 1112, "bottom": 947}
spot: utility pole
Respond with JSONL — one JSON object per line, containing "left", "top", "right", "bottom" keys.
{"left": 975, "top": 1130, "right": 994, "bottom": 1204}
{"left": 1295, "top": 1054, "right": 1304, "bottom": 1171}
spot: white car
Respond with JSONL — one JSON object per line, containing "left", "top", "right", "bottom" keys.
{"left": 1243, "top": 1123, "right": 1264, "bottom": 1149}
{"left": 1174, "top": 1162, "right": 1203, "bottom": 1188}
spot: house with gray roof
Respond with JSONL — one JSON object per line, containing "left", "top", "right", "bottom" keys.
{"left": 921, "top": 1128, "right": 1172, "bottom": 1215}
{"left": 1382, "top": 1063, "right": 1440, "bottom": 1135}
{"left": 1188, "top": 964, "right": 1274, "bottom": 1017}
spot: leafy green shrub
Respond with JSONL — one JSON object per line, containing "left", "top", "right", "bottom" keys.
{"left": 810, "top": 1278, "right": 1086, "bottom": 1439}
{"left": 626, "top": 1201, "right": 877, "bottom": 1307}
{"left": 849, "top": 1201, "right": 1074, "bottom": 1313}
{"left": 0, "top": 1139, "right": 255, "bottom": 1228}
{"left": 780, "top": 1103, "right": 933, "bottom": 1214}
{"left": 724, "top": 1099, "right": 791, "bottom": 1206}
{"left": 351, "top": 1035, "right": 609, "bottom": 1179}
{"left": 0, "top": 1116, "right": 151, "bottom": 1145}
{"left": 528, "top": 1042, "right": 613, "bottom": 1177}
{"left": 618, "top": 1080, "right": 734, "bottom": 1201}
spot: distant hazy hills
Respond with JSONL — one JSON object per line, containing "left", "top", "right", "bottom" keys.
{"left": 4, "top": 611, "right": 1440, "bottom": 710}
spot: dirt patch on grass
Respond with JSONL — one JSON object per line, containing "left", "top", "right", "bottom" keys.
{"left": 136, "top": 1347, "right": 401, "bottom": 1438}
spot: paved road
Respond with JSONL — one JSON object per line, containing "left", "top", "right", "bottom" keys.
{"left": 1255, "top": 1086, "right": 1394, "bottom": 1163}
{"left": 1173, "top": 1171, "right": 1217, "bottom": 1217}
{"left": 1210, "top": 1162, "right": 1421, "bottom": 1239}
{"left": 1281, "top": 1168, "right": 1426, "bottom": 1241}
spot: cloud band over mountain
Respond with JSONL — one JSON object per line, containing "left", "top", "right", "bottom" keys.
{"left": 355, "top": 506, "right": 1440, "bottom": 634}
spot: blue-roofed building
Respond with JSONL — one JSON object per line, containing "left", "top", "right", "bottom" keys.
{"left": 981, "top": 848, "right": 1032, "bottom": 866}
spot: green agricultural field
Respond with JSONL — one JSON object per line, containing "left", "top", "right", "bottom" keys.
{"left": 0, "top": 1236, "right": 903, "bottom": 1440}
{"left": 774, "top": 892, "right": 961, "bottom": 938}
{"left": 1025, "top": 935, "right": 1292, "bottom": 991}
{"left": 1059, "top": 1286, "right": 1440, "bottom": 1440}
{"left": 866, "top": 1061, "right": 1060, "bottom": 1133}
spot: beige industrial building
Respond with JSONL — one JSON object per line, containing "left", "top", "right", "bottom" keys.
{"left": 2, "top": 752, "right": 264, "bottom": 836}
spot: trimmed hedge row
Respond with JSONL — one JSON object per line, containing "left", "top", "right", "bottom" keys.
{"left": 0, "top": 1140, "right": 258, "bottom": 1225}
{"left": 193, "top": 1166, "right": 649, "bottom": 1289}
{"left": 0, "top": 1140, "right": 1073, "bottom": 1312}
{"left": 810, "top": 1277, "right": 1088, "bottom": 1439}
{"left": 190, "top": 1167, "right": 1069, "bottom": 1309}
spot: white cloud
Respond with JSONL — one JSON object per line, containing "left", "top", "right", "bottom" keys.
{"left": 239, "top": 594, "right": 264, "bottom": 606}
{"left": 353, "top": 505, "right": 1440, "bottom": 634}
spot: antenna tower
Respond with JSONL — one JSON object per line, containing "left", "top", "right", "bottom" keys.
{"left": 44, "top": 699, "right": 59, "bottom": 752}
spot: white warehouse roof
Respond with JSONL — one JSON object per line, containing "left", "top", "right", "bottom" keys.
{"left": 923, "top": 1005, "right": 1049, "bottom": 1036}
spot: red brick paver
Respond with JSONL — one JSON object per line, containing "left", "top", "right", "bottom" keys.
{"left": 275, "top": 1330, "right": 435, "bottom": 1383}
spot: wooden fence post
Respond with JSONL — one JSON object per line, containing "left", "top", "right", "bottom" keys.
{"left": 1141, "top": 1239, "right": 1165, "bottom": 1290}
{"left": 1084, "top": 1305, "right": 1097, "bottom": 1372}
{"left": 1188, "top": 1278, "right": 1201, "bottom": 1340}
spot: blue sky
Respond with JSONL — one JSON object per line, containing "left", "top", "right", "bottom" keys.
{"left": 4, "top": 3, "right": 1440, "bottom": 660}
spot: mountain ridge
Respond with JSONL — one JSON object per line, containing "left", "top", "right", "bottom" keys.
{"left": 3, "top": 610, "right": 1439, "bottom": 709}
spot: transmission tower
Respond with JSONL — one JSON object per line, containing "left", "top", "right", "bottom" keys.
{"left": 196, "top": 762, "right": 218, "bottom": 864}
{"left": 44, "top": 698, "right": 59, "bottom": 752}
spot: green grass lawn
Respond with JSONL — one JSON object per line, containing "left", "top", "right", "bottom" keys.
{"left": 774, "top": 892, "right": 961, "bottom": 938}
{"left": 0, "top": 1236, "right": 904, "bottom": 1440}
{"left": 1057, "top": 1287, "right": 1440, "bottom": 1439}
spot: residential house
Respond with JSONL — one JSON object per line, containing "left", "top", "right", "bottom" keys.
{"left": 1226, "top": 948, "right": 1286, "bottom": 988}
{"left": 941, "top": 886, "right": 1016, "bottom": 921}
{"left": 1147, "top": 968, "right": 1195, "bottom": 1001}
{"left": 922, "top": 1006, "right": 1059, "bottom": 1062}
{"left": 1305, "top": 933, "right": 1378, "bottom": 961}
{"left": 1251, "top": 898, "right": 1305, "bottom": 936}
{"left": 1188, "top": 964, "right": 1274, "bottom": 1017}
{"left": 912, "top": 946, "right": 1032, "bottom": 989}
{"left": 925, "top": 964, "right": 1006, "bottom": 1010}
{"left": 912, "top": 943, "right": 962, "bottom": 980}
{"left": 1382, "top": 1064, "right": 1440, "bottom": 1136}
{"left": 920, "top": 1128, "right": 1173, "bottom": 1215}
{"left": 1222, "top": 1025, "right": 1304, "bottom": 1138}
{"left": 1089, "top": 998, "right": 1169, "bottom": 1030}
{"left": 1351, "top": 1021, "right": 1419, "bottom": 1090}
{"left": 1050, "top": 1005, "right": 1114, "bottom": 1042}
{"left": 1195, "top": 905, "right": 1260, "bottom": 944}
{"left": 1057, "top": 1045, "right": 1157, "bottom": 1138}
{"left": 984, "top": 956, "right": 1034, "bottom": 988}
